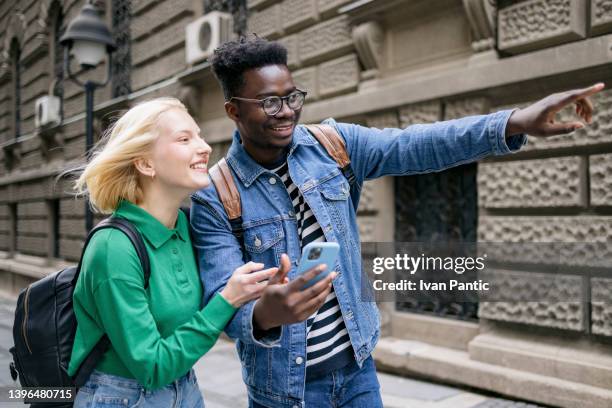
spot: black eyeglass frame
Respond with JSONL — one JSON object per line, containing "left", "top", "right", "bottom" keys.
{"left": 229, "top": 89, "right": 308, "bottom": 116}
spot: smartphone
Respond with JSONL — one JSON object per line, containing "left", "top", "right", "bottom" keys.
{"left": 296, "top": 242, "right": 340, "bottom": 289}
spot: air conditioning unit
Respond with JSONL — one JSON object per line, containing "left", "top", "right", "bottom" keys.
{"left": 35, "top": 95, "right": 61, "bottom": 128}
{"left": 185, "top": 11, "right": 233, "bottom": 65}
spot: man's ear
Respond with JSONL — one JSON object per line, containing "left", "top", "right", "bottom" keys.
{"left": 225, "top": 101, "right": 240, "bottom": 122}
{"left": 133, "top": 157, "right": 155, "bottom": 178}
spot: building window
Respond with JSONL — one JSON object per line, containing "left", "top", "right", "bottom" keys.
{"left": 9, "top": 38, "right": 21, "bottom": 139}
{"left": 50, "top": 2, "right": 64, "bottom": 118}
{"left": 111, "top": 0, "right": 131, "bottom": 97}
{"left": 395, "top": 164, "right": 479, "bottom": 321}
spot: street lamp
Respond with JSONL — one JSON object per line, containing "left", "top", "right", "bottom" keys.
{"left": 60, "top": 2, "right": 116, "bottom": 233}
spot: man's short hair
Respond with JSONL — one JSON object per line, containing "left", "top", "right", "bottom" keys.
{"left": 211, "top": 36, "right": 288, "bottom": 100}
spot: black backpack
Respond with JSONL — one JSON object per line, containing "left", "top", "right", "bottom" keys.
{"left": 9, "top": 216, "right": 150, "bottom": 404}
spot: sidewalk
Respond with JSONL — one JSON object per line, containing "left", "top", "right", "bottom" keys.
{"left": 194, "top": 341, "right": 544, "bottom": 408}
{"left": 0, "top": 292, "right": 543, "bottom": 407}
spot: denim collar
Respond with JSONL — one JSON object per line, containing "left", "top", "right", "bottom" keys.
{"left": 226, "top": 125, "right": 317, "bottom": 187}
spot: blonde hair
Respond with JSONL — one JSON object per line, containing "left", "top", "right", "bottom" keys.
{"left": 74, "top": 97, "right": 187, "bottom": 214}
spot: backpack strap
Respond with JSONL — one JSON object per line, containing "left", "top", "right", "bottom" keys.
{"left": 72, "top": 216, "right": 150, "bottom": 388}
{"left": 209, "top": 158, "right": 245, "bottom": 248}
{"left": 303, "top": 124, "right": 356, "bottom": 187}
{"left": 71, "top": 216, "right": 151, "bottom": 288}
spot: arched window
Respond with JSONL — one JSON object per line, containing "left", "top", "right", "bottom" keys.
{"left": 9, "top": 38, "right": 20, "bottom": 139}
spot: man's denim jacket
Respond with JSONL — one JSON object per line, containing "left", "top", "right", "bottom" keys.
{"left": 191, "top": 111, "right": 526, "bottom": 407}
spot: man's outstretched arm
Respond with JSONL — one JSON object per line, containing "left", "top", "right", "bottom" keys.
{"left": 331, "top": 83, "right": 603, "bottom": 183}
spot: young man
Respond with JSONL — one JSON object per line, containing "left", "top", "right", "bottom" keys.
{"left": 190, "top": 37, "right": 602, "bottom": 408}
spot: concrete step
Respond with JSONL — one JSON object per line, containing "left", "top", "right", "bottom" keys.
{"left": 373, "top": 336, "right": 612, "bottom": 408}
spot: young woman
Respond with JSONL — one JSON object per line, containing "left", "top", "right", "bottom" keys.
{"left": 68, "top": 98, "right": 278, "bottom": 407}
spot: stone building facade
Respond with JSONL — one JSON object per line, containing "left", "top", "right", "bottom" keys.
{"left": 1, "top": 0, "right": 611, "bottom": 406}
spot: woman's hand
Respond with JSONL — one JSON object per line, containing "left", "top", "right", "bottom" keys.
{"left": 220, "top": 262, "right": 280, "bottom": 307}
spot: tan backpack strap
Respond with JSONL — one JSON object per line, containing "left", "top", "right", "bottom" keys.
{"left": 304, "top": 124, "right": 351, "bottom": 169}
{"left": 209, "top": 157, "right": 242, "bottom": 220}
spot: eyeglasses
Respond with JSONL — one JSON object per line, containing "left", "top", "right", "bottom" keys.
{"left": 229, "top": 89, "right": 307, "bottom": 116}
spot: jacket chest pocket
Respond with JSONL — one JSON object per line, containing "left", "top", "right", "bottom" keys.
{"left": 243, "top": 220, "right": 285, "bottom": 264}
{"left": 318, "top": 175, "right": 351, "bottom": 232}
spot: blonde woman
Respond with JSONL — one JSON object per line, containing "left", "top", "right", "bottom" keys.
{"left": 68, "top": 98, "right": 278, "bottom": 407}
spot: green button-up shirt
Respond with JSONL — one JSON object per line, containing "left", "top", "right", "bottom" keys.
{"left": 68, "top": 200, "right": 236, "bottom": 389}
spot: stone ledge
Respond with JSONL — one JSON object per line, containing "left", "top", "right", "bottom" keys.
{"left": 477, "top": 156, "right": 585, "bottom": 209}
{"left": 373, "top": 336, "right": 612, "bottom": 408}
{"left": 0, "top": 253, "right": 71, "bottom": 280}
{"left": 389, "top": 312, "right": 479, "bottom": 351}
{"left": 469, "top": 331, "right": 612, "bottom": 390}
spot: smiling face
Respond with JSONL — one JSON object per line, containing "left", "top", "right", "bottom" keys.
{"left": 225, "top": 64, "right": 301, "bottom": 164}
{"left": 147, "top": 108, "right": 212, "bottom": 194}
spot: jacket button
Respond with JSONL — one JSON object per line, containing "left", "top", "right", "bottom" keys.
{"left": 254, "top": 237, "right": 262, "bottom": 247}
{"left": 295, "top": 356, "right": 303, "bottom": 365}
{"left": 269, "top": 177, "right": 277, "bottom": 185}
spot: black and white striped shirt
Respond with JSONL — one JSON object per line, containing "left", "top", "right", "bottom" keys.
{"left": 272, "top": 162, "right": 354, "bottom": 379}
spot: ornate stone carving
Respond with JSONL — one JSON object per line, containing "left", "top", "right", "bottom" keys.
{"left": 498, "top": 0, "right": 587, "bottom": 54}
{"left": 462, "top": 0, "right": 496, "bottom": 52}
{"left": 352, "top": 21, "right": 384, "bottom": 72}
{"left": 480, "top": 301, "right": 584, "bottom": 330}
{"left": 479, "top": 269, "right": 584, "bottom": 300}
{"left": 478, "top": 156, "right": 584, "bottom": 208}
{"left": 591, "top": 0, "right": 612, "bottom": 35}
{"left": 591, "top": 278, "right": 612, "bottom": 336}
{"left": 590, "top": 154, "right": 612, "bottom": 206}
{"left": 479, "top": 216, "right": 612, "bottom": 242}
{"left": 478, "top": 216, "right": 612, "bottom": 268}
{"left": 479, "top": 271, "right": 584, "bottom": 331}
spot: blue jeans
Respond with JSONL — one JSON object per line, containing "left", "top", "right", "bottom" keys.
{"left": 74, "top": 369, "right": 204, "bottom": 408}
{"left": 249, "top": 357, "right": 382, "bottom": 408}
